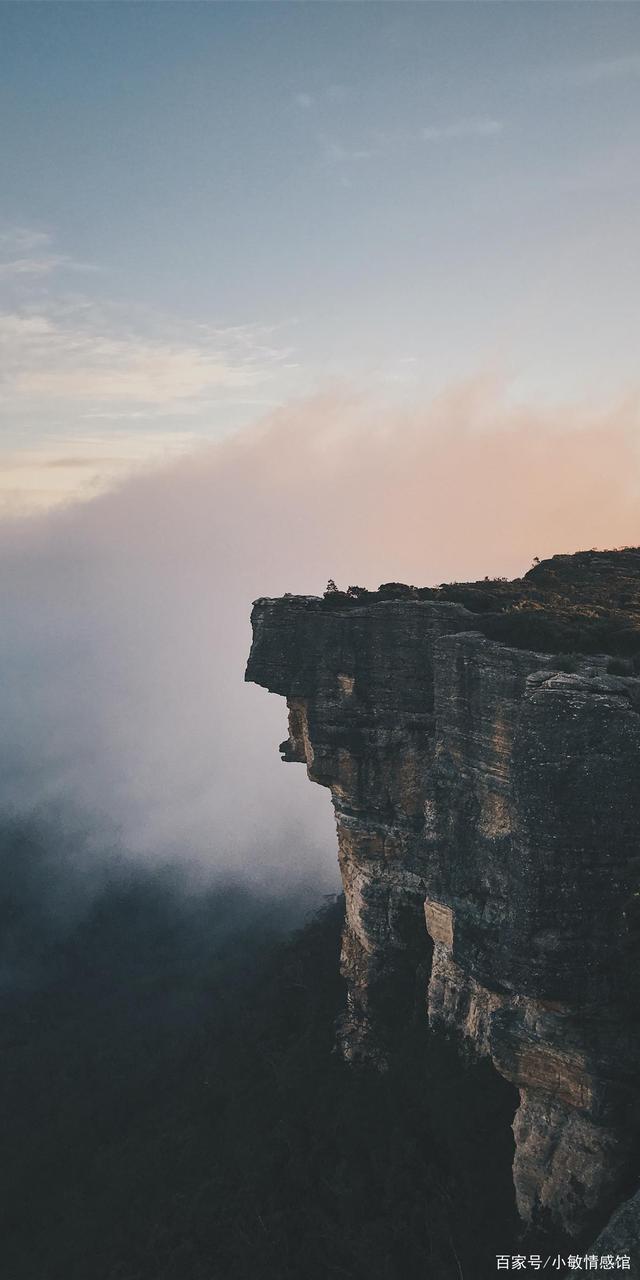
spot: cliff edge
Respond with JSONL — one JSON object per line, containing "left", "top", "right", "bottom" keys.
{"left": 245, "top": 550, "right": 640, "bottom": 1241}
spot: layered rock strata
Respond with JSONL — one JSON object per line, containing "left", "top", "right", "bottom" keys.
{"left": 245, "top": 553, "right": 640, "bottom": 1237}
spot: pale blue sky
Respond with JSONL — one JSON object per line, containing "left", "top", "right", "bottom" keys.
{"left": 1, "top": 1, "right": 640, "bottom": 510}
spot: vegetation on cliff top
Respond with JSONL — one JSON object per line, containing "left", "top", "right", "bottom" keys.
{"left": 322, "top": 549, "right": 640, "bottom": 658}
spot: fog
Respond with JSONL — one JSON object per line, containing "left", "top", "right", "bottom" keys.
{"left": 1, "top": 383, "right": 639, "bottom": 898}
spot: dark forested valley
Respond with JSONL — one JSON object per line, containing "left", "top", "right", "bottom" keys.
{"left": 0, "top": 818, "right": 527, "bottom": 1280}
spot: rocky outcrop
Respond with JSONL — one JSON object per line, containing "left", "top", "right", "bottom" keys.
{"left": 583, "top": 1186, "right": 640, "bottom": 1278}
{"left": 245, "top": 552, "right": 640, "bottom": 1238}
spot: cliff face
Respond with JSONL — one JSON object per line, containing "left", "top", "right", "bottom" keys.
{"left": 245, "top": 552, "right": 640, "bottom": 1238}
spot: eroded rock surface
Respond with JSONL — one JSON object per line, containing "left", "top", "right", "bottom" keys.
{"left": 582, "top": 1186, "right": 640, "bottom": 1278}
{"left": 245, "top": 551, "right": 640, "bottom": 1237}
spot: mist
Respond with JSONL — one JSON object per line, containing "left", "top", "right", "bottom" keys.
{"left": 1, "top": 381, "right": 639, "bottom": 895}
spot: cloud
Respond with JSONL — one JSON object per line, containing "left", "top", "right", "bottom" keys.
{"left": 315, "top": 116, "right": 501, "bottom": 170}
{"left": 318, "top": 135, "right": 376, "bottom": 167}
{"left": 0, "top": 298, "right": 295, "bottom": 463}
{"left": 0, "top": 306, "right": 291, "bottom": 406}
{"left": 0, "top": 228, "right": 300, "bottom": 464}
{"left": 537, "top": 53, "right": 640, "bottom": 90}
{"left": 0, "top": 227, "right": 52, "bottom": 253}
{"left": 0, "top": 432, "right": 199, "bottom": 516}
{"left": 0, "top": 256, "right": 69, "bottom": 280}
{"left": 0, "top": 382, "right": 638, "bottom": 897}
{"left": 293, "top": 86, "right": 349, "bottom": 110}
{"left": 0, "top": 225, "right": 98, "bottom": 280}
{"left": 422, "top": 118, "right": 503, "bottom": 143}
{"left": 7, "top": 330, "right": 266, "bottom": 402}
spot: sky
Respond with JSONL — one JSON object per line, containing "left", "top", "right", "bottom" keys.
{"left": 2, "top": 1, "right": 640, "bottom": 513}
{"left": 1, "top": 3, "right": 640, "bottom": 894}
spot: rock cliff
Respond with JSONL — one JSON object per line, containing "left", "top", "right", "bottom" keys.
{"left": 246, "top": 550, "right": 640, "bottom": 1240}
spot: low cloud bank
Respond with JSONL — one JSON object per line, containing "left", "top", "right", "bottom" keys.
{"left": 1, "top": 382, "right": 638, "bottom": 892}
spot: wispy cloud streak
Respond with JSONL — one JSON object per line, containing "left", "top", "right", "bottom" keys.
{"left": 534, "top": 53, "right": 640, "bottom": 89}
{"left": 0, "top": 228, "right": 297, "bottom": 451}
{"left": 0, "top": 226, "right": 97, "bottom": 280}
{"left": 422, "top": 118, "right": 503, "bottom": 143}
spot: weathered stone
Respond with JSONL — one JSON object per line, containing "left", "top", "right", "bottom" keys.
{"left": 578, "top": 1186, "right": 640, "bottom": 1278}
{"left": 424, "top": 899, "right": 454, "bottom": 949}
{"left": 246, "top": 551, "right": 640, "bottom": 1236}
